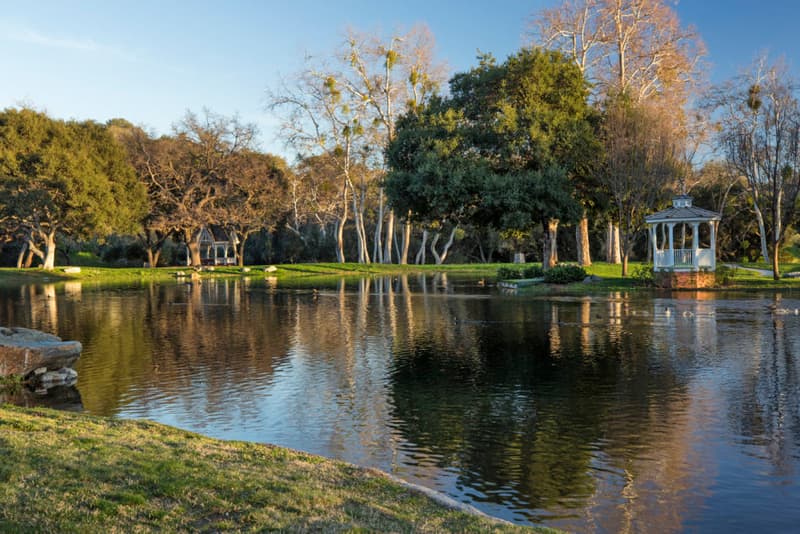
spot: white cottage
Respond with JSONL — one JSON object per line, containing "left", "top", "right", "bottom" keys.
{"left": 645, "top": 196, "right": 721, "bottom": 288}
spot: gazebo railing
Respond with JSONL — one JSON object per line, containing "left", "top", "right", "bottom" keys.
{"left": 674, "top": 249, "right": 693, "bottom": 267}
{"left": 654, "top": 248, "right": 715, "bottom": 270}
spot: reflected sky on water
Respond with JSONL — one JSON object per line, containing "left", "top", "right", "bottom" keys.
{"left": 1, "top": 276, "right": 799, "bottom": 533}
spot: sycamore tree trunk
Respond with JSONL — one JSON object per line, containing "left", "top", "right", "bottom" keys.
{"left": 236, "top": 234, "right": 250, "bottom": 267}
{"left": 620, "top": 225, "right": 631, "bottom": 277}
{"left": 146, "top": 248, "right": 162, "bottom": 268}
{"left": 400, "top": 218, "right": 411, "bottom": 265}
{"left": 576, "top": 215, "right": 591, "bottom": 267}
{"left": 350, "top": 182, "right": 370, "bottom": 264}
{"left": 542, "top": 219, "right": 559, "bottom": 270}
{"left": 336, "top": 185, "right": 348, "bottom": 263}
{"left": 382, "top": 209, "right": 395, "bottom": 264}
{"left": 416, "top": 229, "right": 428, "bottom": 264}
{"left": 27, "top": 230, "right": 58, "bottom": 270}
{"left": 772, "top": 242, "right": 780, "bottom": 280}
{"left": 373, "top": 189, "right": 384, "bottom": 263}
{"left": 184, "top": 228, "right": 202, "bottom": 267}
{"left": 753, "top": 201, "right": 769, "bottom": 264}
{"left": 606, "top": 222, "right": 622, "bottom": 264}
{"left": 430, "top": 226, "right": 458, "bottom": 265}
{"left": 16, "top": 242, "right": 28, "bottom": 269}
{"left": 42, "top": 231, "right": 57, "bottom": 270}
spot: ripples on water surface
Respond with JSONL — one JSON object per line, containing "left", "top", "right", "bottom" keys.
{"left": 1, "top": 276, "right": 800, "bottom": 532}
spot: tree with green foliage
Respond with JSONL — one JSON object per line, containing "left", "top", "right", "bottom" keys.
{"left": 386, "top": 48, "right": 597, "bottom": 266}
{"left": 0, "top": 108, "right": 146, "bottom": 270}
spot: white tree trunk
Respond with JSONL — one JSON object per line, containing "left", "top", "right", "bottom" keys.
{"left": 43, "top": 231, "right": 57, "bottom": 270}
{"left": 336, "top": 187, "right": 348, "bottom": 263}
{"left": 576, "top": 216, "right": 591, "bottom": 266}
{"left": 400, "top": 218, "right": 412, "bottom": 265}
{"left": 753, "top": 201, "right": 769, "bottom": 263}
{"left": 373, "top": 189, "right": 384, "bottom": 263}
{"left": 416, "top": 229, "right": 428, "bottom": 264}
{"left": 543, "top": 219, "right": 559, "bottom": 269}
{"left": 430, "top": 226, "right": 457, "bottom": 265}
{"left": 382, "top": 209, "right": 395, "bottom": 264}
{"left": 606, "top": 221, "right": 622, "bottom": 264}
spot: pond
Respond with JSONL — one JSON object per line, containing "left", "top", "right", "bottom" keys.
{"left": 1, "top": 275, "right": 799, "bottom": 532}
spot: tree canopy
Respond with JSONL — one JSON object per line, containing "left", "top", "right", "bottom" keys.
{"left": 386, "top": 48, "right": 597, "bottom": 265}
{"left": 0, "top": 108, "right": 146, "bottom": 269}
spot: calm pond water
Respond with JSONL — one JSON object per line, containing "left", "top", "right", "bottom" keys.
{"left": 1, "top": 275, "right": 799, "bottom": 532}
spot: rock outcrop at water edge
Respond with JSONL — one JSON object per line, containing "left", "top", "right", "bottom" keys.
{"left": 0, "top": 327, "right": 82, "bottom": 379}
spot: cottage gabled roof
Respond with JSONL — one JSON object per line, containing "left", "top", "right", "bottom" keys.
{"left": 645, "top": 196, "right": 721, "bottom": 224}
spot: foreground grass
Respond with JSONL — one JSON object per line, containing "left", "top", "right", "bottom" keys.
{"left": 0, "top": 405, "right": 540, "bottom": 533}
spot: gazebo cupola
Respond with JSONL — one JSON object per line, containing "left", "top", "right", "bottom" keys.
{"left": 645, "top": 195, "right": 721, "bottom": 288}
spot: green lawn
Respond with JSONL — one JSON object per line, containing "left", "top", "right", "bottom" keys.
{"left": 3, "top": 260, "right": 800, "bottom": 292}
{"left": 0, "top": 405, "right": 545, "bottom": 533}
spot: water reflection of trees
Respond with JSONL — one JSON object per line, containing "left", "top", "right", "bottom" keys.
{"left": 2, "top": 280, "right": 795, "bottom": 532}
{"left": 388, "top": 292, "right": 707, "bottom": 531}
{"left": 723, "top": 295, "right": 800, "bottom": 480}
{"left": 0, "top": 280, "right": 294, "bottom": 418}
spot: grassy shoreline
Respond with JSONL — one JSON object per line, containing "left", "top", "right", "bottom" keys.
{"left": 0, "top": 405, "right": 542, "bottom": 532}
{"left": 1, "top": 261, "right": 800, "bottom": 291}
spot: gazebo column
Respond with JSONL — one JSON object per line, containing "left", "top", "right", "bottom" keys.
{"left": 709, "top": 221, "right": 717, "bottom": 270}
{"left": 692, "top": 222, "right": 700, "bottom": 271}
{"left": 668, "top": 223, "right": 675, "bottom": 267}
{"left": 650, "top": 224, "right": 658, "bottom": 267}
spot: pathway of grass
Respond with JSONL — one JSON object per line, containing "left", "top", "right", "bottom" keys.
{"left": 0, "top": 405, "right": 544, "bottom": 533}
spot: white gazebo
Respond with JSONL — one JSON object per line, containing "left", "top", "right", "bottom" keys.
{"left": 645, "top": 195, "right": 721, "bottom": 274}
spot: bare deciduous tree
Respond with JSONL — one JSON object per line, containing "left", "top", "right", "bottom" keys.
{"left": 602, "top": 99, "right": 677, "bottom": 275}
{"left": 708, "top": 56, "right": 800, "bottom": 279}
{"left": 529, "top": 0, "right": 705, "bottom": 266}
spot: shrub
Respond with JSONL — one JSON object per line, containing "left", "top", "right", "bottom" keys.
{"left": 543, "top": 264, "right": 586, "bottom": 284}
{"left": 715, "top": 264, "right": 736, "bottom": 286}
{"left": 497, "top": 266, "right": 524, "bottom": 280}
{"left": 631, "top": 263, "right": 654, "bottom": 286}
{"left": 522, "top": 265, "right": 544, "bottom": 278}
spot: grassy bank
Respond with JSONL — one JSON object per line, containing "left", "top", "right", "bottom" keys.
{"left": 0, "top": 262, "right": 505, "bottom": 286}
{"left": 0, "top": 405, "right": 541, "bottom": 532}
{"left": 2, "top": 261, "right": 800, "bottom": 292}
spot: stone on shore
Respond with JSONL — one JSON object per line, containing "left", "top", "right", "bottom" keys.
{"left": 0, "top": 327, "right": 82, "bottom": 378}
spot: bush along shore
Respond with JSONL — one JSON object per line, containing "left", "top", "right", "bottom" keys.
{"left": 0, "top": 405, "right": 548, "bottom": 533}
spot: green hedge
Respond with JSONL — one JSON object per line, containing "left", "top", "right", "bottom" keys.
{"left": 543, "top": 265, "right": 586, "bottom": 284}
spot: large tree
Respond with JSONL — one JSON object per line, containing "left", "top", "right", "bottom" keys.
{"left": 338, "top": 25, "right": 446, "bottom": 264}
{"left": 216, "top": 151, "right": 290, "bottom": 266}
{"left": 709, "top": 57, "right": 800, "bottom": 279}
{"left": 530, "top": 0, "right": 706, "bottom": 265}
{"left": 113, "top": 123, "right": 178, "bottom": 267}
{"left": 386, "top": 49, "right": 594, "bottom": 265}
{"left": 0, "top": 108, "right": 146, "bottom": 269}
{"left": 270, "top": 24, "right": 446, "bottom": 264}
{"left": 271, "top": 66, "right": 373, "bottom": 263}
{"left": 452, "top": 48, "right": 597, "bottom": 268}
{"left": 123, "top": 110, "right": 259, "bottom": 267}
{"left": 601, "top": 98, "right": 678, "bottom": 275}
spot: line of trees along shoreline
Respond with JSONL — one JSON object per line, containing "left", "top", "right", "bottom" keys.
{"left": 2, "top": 0, "right": 800, "bottom": 277}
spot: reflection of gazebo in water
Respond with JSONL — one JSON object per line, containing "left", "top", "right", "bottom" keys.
{"left": 645, "top": 195, "right": 721, "bottom": 289}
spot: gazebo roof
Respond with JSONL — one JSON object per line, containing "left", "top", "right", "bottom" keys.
{"left": 645, "top": 195, "right": 721, "bottom": 224}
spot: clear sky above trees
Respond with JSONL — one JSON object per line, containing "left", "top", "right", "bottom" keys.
{"left": 0, "top": 1, "right": 797, "bottom": 158}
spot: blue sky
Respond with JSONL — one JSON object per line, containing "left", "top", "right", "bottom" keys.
{"left": 0, "top": 1, "right": 798, "bottom": 157}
